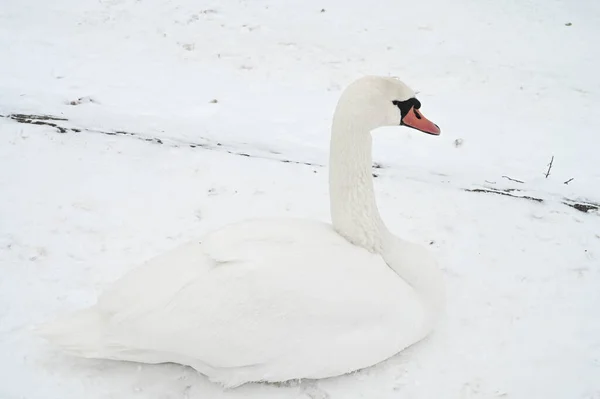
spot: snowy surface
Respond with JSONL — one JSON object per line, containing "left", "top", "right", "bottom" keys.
{"left": 1, "top": 0, "right": 599, "bottom": 398}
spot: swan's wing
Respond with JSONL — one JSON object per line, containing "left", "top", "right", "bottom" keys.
{"left": 97, "top": 218, "right": 345, "bottom": 314}
{"left": 97, "top": 240, "right": 215, "bottom": 314}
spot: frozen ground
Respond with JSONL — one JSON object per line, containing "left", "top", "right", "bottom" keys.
{"left": 1, "top": 0, "right": 599, "bottom": 398}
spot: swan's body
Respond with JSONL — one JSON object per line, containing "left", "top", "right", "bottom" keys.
{"left": 39, "top": 76, "right": 445, "bottom": 387}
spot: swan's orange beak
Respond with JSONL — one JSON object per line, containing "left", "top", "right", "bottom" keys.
{"left": 401, "top": 107, "right": 441, "bottom": 135}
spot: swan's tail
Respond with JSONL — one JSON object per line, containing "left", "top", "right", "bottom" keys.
{"left": 36, "top": 309, "right": 110, "bottom": 358}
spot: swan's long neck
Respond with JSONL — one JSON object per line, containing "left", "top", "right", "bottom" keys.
{"left": 328, "top": 117, "right": 389, "bottom": 253}
{"left": 328, "top": 107, "right": 445, "bottom": 321}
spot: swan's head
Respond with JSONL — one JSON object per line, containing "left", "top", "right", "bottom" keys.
{"left": 334, "top": 75, "right": 441, "bottom": 136}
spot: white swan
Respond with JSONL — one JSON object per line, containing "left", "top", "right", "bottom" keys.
{"left": 38, "top": 75, "right": 445, "bottom": 388}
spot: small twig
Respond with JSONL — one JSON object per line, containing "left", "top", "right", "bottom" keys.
{"left": 564, "top": 178, "right": 574, "bottom": 185}
{"left": 545, "top": 156, "right": 554, "bottom": 178}
{"left": 502, "top": 175, "right": 524, "bottom": 184}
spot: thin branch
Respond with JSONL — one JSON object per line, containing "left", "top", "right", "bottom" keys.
{"left": 545, "top": 156, "right": 554, "bottom": 178}
{"left": 564, "top": 178, "right": 574, "bottom": 185}
{"left": 502, "top": 175, "right": 524, "bottom": 184}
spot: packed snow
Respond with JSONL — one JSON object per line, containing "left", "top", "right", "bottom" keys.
{"left": 1, "top": 0, "right": 599, "bottom": 398}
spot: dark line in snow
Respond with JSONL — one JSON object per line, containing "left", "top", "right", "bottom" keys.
{"left": 10, "top": 113, "right": 68, "bottom": 121}
{"left": 562, "top": 200, "right": 599, "bottom": 214}
{"left": 3, "top": 113, "right": 599, "bottom": 216}
{"left": 3, "top": 113, "right": 322, "bottom": 168}
{"left": 465, "top": 188, "right": 544, "bottom": 203}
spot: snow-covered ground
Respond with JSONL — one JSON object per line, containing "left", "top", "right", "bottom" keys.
{"left": 1, "top": 0, "right": 599, "bottom": 398}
